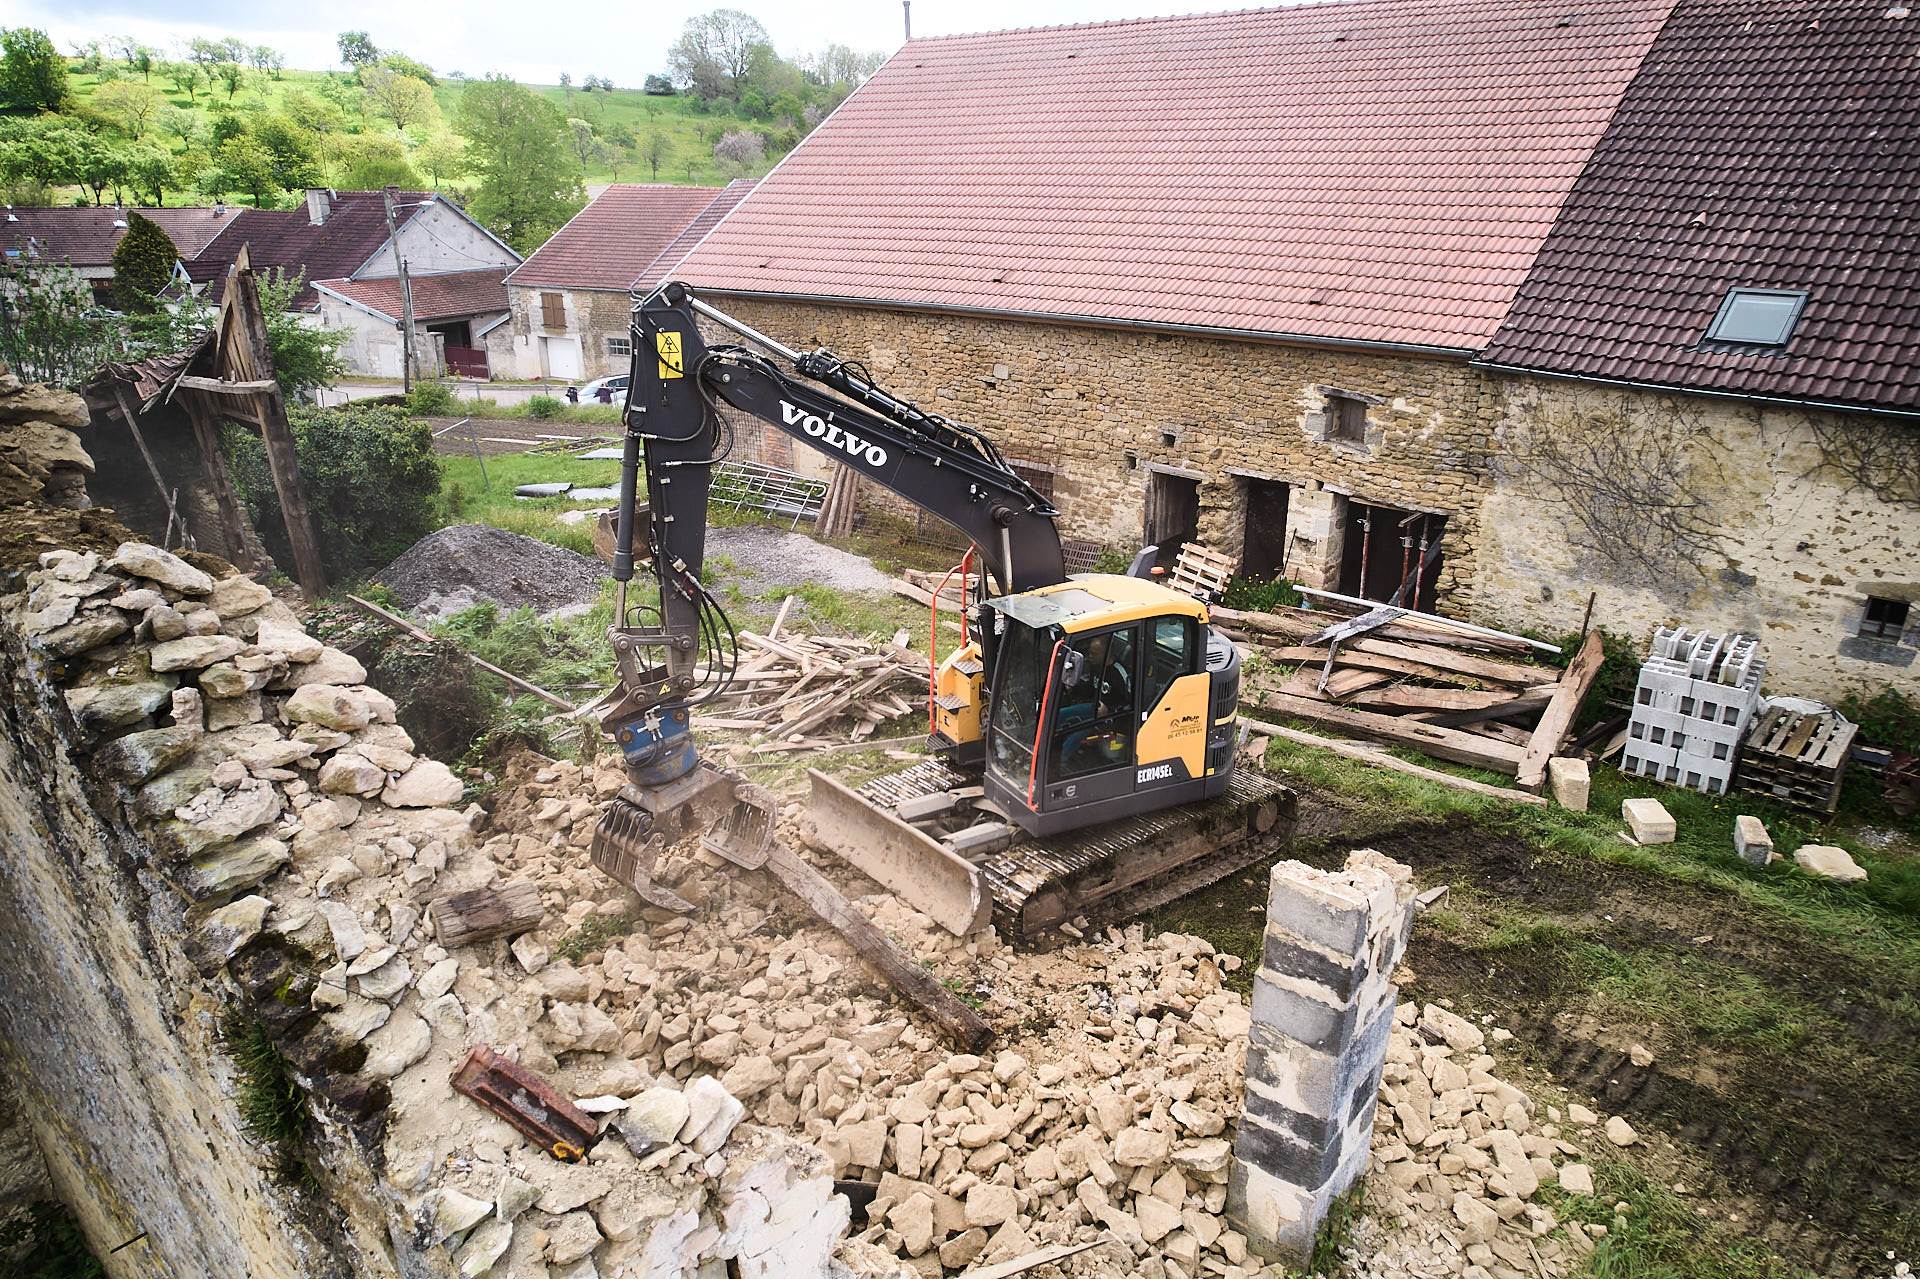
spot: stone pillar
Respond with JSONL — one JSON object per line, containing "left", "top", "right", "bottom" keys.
{"left": 1227, "top": 850, "right": 1415, "bottom": 1262}
{"left": 1283, "top": 485, "right": 1344, "bottom": 590}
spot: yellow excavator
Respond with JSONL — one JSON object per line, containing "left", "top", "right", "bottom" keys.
{"left": 590, "top": 283, "right": 1289, "bottom": 938}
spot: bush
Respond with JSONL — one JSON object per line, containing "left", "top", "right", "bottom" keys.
{"left": 224, "top": 404, "right": 441, "bottom": 582}
{"left": 1840, "top": 686, "right": 1920, "bottom": 755}
{"left": 526, "top": 394, "right": 562, "bottom": 419}
{"left": 0, "top": 1201, "right": 103, "bottom": 1278}
{"left": 1222, "top": 574, "right": 1302, "bottom": 612}
{"left": 406, "top": 381, "right": 459, "bottom": 415}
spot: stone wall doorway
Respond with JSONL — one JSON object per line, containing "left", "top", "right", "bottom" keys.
{"left": 1239, "top": 478, "right": 1292, "bottom": 582}
{"left": 1337, "top": 500, "right": 1445, "bottom": 609}
{"left": 1144, "top": 469, "right": 1201, "bottom": 568}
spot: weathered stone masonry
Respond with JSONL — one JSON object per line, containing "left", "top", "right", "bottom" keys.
{"left": 701, "top": 297, "right": 1918, "bottom": 700}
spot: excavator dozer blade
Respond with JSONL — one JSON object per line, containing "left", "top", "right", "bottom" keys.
{"left": 699, "top": 781, "right": 775, "bottom": 870}
{"left": 806, "top": 768, "right": 990, "bottom": 936}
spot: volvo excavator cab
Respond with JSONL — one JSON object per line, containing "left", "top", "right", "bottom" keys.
{"left": 974, "top": 576, "right": 1240, "bottom": 836}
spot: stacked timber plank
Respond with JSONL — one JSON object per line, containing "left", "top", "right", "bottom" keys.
{"left": 1213, "top": 601, "right": 1602, "bottom": 790}
{"left": 695, "top": 627, "right": 925, "bottom": 751}
{"left": 1736, "top": 706, "right": 1856, "bottom": 814}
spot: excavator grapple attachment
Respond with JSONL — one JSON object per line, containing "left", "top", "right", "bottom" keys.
{"left": 699, "top": 781, "right": 776, "bottom": 870}
{"left": 589, "top": 768, "right": 736, "bottom": 912}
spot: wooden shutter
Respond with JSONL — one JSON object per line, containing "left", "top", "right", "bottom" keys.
{"left": 540, "top": 292, "right": 565, "bottom": 329}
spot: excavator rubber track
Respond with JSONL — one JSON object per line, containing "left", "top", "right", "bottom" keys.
{"left": 810, "top": 761, "right": 1295, "bottom": 942}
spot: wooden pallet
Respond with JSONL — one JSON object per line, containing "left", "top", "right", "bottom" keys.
{"left": 1736, "top": 707, "right": 1856, "bottom": 813}
{"left": 1167, "top": 543, "right": 1233, "bottom": 600}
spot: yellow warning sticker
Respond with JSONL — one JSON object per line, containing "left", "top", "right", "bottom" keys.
{"left": 655, "top": 331, "right": 684, "bottom": 380}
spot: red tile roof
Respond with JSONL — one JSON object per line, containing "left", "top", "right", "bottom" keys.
{"left": 313, "top": 268, "right": 511, "bottom": 322}
{"left": 635, "top": 179, "right": 757, "bottom": 287}
{"left": 506, "top": 185, "right": 730, "bottom": 291}
{"left": 1477, "top": 0, "right": 1920, "bottom": 415}
{"left": 675, "top": 0, "right": 1675, "bottom": 352}
{"left": 1, "top": 206, "right": 240, "bottom": 267}
{"left": 186, "top": 192, "right": 434, "bottom": 305}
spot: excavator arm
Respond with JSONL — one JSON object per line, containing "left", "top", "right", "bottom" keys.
{"left": 599, "top": 282, "right": 1066, "bottom": 790}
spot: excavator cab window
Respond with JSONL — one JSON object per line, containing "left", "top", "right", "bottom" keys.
{"left": 1051, "top": 626, "right": 1138, "bottom": 780}
{"left": 987, "top": 618, "right": 1049, "bottom": 778}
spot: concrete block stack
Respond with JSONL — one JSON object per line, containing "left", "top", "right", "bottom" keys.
{"left": 1227, "top": 850, "right": 1415, "bottom": 1263}
{"left": 1622, "top": 625, "right": 1764, "bottom": 794}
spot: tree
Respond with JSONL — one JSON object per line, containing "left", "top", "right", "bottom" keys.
{"left": 668, "top": 9, "right": 769, "bottom": 100}
{"left": 802, "top": 44, "right": 887, "bottom": 88}
{"left": 215, "top": 61, "right": 247, "bottom": 98}
{"left": 325, "top": 132, "right": 420, "bottom": 189}
{"left": 93, "top": 80, "right": 162, "bottom": 139}
{"left": 643, "top": 74, "right": 674, "bottom": 95}
{"left": 455, "top": 75, "right": 583, "bottom": 252}
{"left": 124, "top": 144, "right": 180, "bottom": 204}
{"left": 640, "top": 131, "right": 673, "bottom": 180}
{"left": 163, "top": 60, "right": 202, "bottom": 100}
{"left": 411, "top": 131, "right": 469, "bottom": 189}
{"left": 186, "top": 37, "right": 227, "bottom": 70}
{"left": 131, "top": 45, "right": 155, "bottom": 81}
{"left": 251, "top": 113, "right": 323, "bottom": 190}
{"left": 70, "top": 134, "right": 132, "bottom": 206}
{"left": 361, "top": 67, "right": 439, "bottom": 132}
{"left": 0, "top": 28, "right": 71, "bottom": 112}
{"left": 111, "top": 212, "right": 179, "bottom": 313}
{"left": 0, "top": 259, "right": 122, "bottom": 387}
{"left": 337, "top": 30, "right": 378, "bottom": 68}
{"left": 379, "top": 52, "right": 436, "bottom": 84}
{"left": 207, "top": 135, "right": 279, "bottom": 206}
{"left": 559, "top": 71, "right": 574, "bottom": 105}
{"left": 713, "top": 128, "right": 764, "bottom": 176}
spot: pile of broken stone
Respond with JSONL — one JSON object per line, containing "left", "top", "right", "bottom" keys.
{"left": 8, "top": 542, "right": 886, "bottom": 1279}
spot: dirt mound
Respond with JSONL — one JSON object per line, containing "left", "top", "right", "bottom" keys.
{"left": 707, "top": 525, "right": 892, "bottom": 593}
{"left": 375, "top": 524, "right": 605, "bottom": 620}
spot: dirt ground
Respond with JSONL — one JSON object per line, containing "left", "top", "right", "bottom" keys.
{"left": 1154, "top": 789, "right": 1919, "bottom": 1279}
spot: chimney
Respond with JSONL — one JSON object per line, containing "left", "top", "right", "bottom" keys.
{"left": 305, "top": 188, "right": 332, "bottom": 226}
{"left": 903, "top": 0, "right": 912, "bottom": 39}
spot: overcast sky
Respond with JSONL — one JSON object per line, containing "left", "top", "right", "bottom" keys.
{"left": 0, "top": 0, "right": 1290, "bottom": 86}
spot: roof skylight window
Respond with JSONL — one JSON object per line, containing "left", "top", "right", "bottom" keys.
{"left": 1705, "top": 287, "right": 1806, "bottom": 348}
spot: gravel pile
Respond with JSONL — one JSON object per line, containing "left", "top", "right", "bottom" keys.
{"left": 375, "top": 524, "right": 606, "bottom": 620}
{"left": 708, "top": 525, "right": 893, "bottom": 593}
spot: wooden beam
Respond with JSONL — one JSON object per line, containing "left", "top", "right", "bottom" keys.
{"left": 181, "top": 396, "right": 266, "bottom": 573}
{"left": 174, "top": 375, "right": 281, "bottom": 395}
{"left": 428, "top": 881, "right": 543, "bottom": 948}
{"left": 1344, "top": 637, "right": 1548, "bottom": 687}
{"left": 1515, "top": 628, "right": 1607, "bottom": 792}
{"left": 1252, "top": 692, "right": 1526, "bottom": 774}
{"left": 1347, "top": 683, "right": 1556, "bottom": 714}
{"left": 763, "top": 842, "right": 993, "bottom": 1054}
{"left": 1259, "top": 644, "right": 1484, "bottom": 688}
{"left": 345, "top": 593, "right": 579, "bottom": 714}
{"left": 219, "top": 251, "right": 328, "bottom": 599}
{"left": 1244, "top": 717, "right": 1546, "bottom": 805}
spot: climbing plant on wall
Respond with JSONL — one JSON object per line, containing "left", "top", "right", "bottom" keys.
{"left": 1501, "top": 392, "right": 1729, "bottom": 584}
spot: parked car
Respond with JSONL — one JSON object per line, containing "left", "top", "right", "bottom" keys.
{"left": 572, "top": 374, "right": 630, "bottom": 406}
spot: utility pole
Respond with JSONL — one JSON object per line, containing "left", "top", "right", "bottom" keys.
{"left": 903, "top": 0, "right": 912, "bottom": 40}
{"left": 382, "top": 185, "right": 418, "bottom": 393}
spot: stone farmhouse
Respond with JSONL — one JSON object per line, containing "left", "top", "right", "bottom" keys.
{"left": 496, "top": 181, "right": 755, "bottom": 383}
{"left": 641, "top": 0, "right": 1918, "bottom": 701}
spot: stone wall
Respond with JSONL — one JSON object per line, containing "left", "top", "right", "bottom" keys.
{"left": 497, "top": 287, "right": 633, "bottom": 383}
{"left": 696, "top": 297, "right": 1918, "bottom": 700}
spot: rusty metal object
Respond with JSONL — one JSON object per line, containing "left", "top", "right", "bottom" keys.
{"left": 451, "top": 1045, "right": 597, "bottom": 1161}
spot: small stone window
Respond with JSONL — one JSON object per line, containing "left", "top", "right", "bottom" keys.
{"left": 1860, "top": 596, "right": 1910, "bottom": 640}
{"left": 1325, "top": 393, "right": 1369, "bottom": 446}
{"left": 606, "top": 335, "right": 633, "bottom": 358}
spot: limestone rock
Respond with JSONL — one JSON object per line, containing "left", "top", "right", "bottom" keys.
{"left": 96, "top": 725, "right": 198, "bottom": 784}
{"left": 1793, "top": 844, "right": 1866, "bottom": 883}
{"left": 253, "top": 619, "right": 323, "bottom": 664}
{"left": 891, "top": 1193, "right": 936, "bottom": 1256}
{"left": 175, "top": 777, "right": 283, "bottom": 842}
{"left": 64, "top": 680, "right": 174, "bottom": 734}
{"left": 1419, "top": 1003, "right": 1486, "bottom": 1053}
{"left": 362, "top": 1011, "right": 432, "bottom": 1078}
{"left": 546, "top": 1002, "right": 621, "bottom": 1055}
{"left": 208, "top": 574, "right": 273, "bottom": 618}
{"left": 285, "top": 684, "right": 374, "bottom": 732}
{"left": 383, "top": 759, "right": 465, "bottom": 808}
{"left": 964, "top": 1182, "right": 1017, "bottom": 1228}
{"left": 546, "top": 1212, "right": 602, "bottom": 1266}
{"left": 454, "top": 1219, "right": 513, "bottom": 1276}
{"left": 202, "top": 894, "right": 272, "bottom": 958}
{"left": 110, "top": 542, "right": 214, "bottom": 595}
{"left": 318, "top": 901, "right": 368, "bottom": 960}
{"left": 1113, "top": 1124, "right": 1172, "bottom": 1167}
{"left": 418, "top": 957, "right": 460, "bottom": 1001}
{"left": 1558, "top": 1162, "right": 1595, "bottom": 1195}
{"left": 318, "top": 753, "right": 386, "bottom": 796}
{"left": 623, "top": 1087, "right": 692, "bottom": 1148}
{"left": 1733, "top": 815, "right": 1773, "bottom": 868}
{"left": 186, "top": 836, "right": 289, "bottom": 900}
{"left": 149, "top": 635, "right": 244, "bottom": 672}
{"left": 1621, "top": 797, "right": 1675, "bottom": 845}
{"left": 1547, "top": 756, "right": 1590, "bottom": 812}
{"left": 197, "top": 662, "right": 268, "bottom": 699}
{"left": 323, "top": 994, "right": 391, "bottom": 1045}
{"left": 679, "top": 1076, "right": 745, "bottom": 1155}
{"left": 271, "top": 646, "right": 368, "bottom": 690}
{"left": 719, "top": 1054, "right": 782, "bottom": 1100}
{"left": 37, "top": 608, "right": 130, "bottom": 655}
{"left": 1605, "top": 1115, "right": 1638, "bottom": 1147}
{"left": 420, "top": 1187, "right": 494, "bottom": 1243}
{"left": 495, "top": 1173, "right": 539, "bottom": 1222}
{"left": 1136, "top": 1195, "right": 1180, "bottom": 1243}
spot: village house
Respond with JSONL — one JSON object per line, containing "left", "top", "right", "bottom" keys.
{"left": 2, "top": 190, "right": 521, "bottom": 378}
{"left": 657, "top": 0, "right": 1917, "bottom": 701}
{"left": 496, "top": 180, "right": 754, "bottom": 383}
